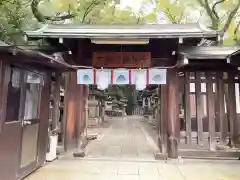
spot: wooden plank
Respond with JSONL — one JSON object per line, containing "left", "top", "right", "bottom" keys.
{"left": 62, "top": 73, "right": 69, "bottom": 152}
{"left": 51, "top": 72, "right": 61, "bottom": 132}
{"left": 227, "top": 72, "right": 238, "bottom": 146}
{"left": 64, "top": 72, "right": 77, "bottom": 151}
{"left": 159, "top": 85, "right": 168, "bottom": 154}
{"left": 92, "top": 52, "right": 151, "bottom": 68}
{"left": 195, "top": 72, "right": 203, "bottom": 145}
{"left": 184, "top": 72, "right": 191, "bottom": 145}
{"left": 0, "top": 60, "right": 4, "bottom": 133}
{"left": 206, "top": 72, "right": 216, "bottom": 150}
{"left": 84, "top": 85, "right": 89, "bottom": 136}
{"left": 216, "top": 72, "right": 227, "bottom": 144}
{"left": 179, "top": 149, "right": 240, "bottom": 159}
{"left": 38, "top": 72, "right": 51, "bottom": 165}
{"left": 166, "top": 68, "right": 180, "bottom": 158}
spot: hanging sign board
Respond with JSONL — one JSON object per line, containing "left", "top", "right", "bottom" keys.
{"left": 92, "top": 52, "right": 151, "bottom": 68}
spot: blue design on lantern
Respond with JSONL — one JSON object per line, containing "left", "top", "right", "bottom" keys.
{"left": 152, "top": 75, "right": 162, "bottom": 82}
{"left": 83, "top": 74, "right": 91, "bottom": 83}
{"left": 116, "top": 75, "right": 126, "bottom": 83}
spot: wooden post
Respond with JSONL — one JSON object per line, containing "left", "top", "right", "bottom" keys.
{"left": 74, "top": 84, "right": 82, "bottom": 150}
{"left": 73, "top": 84, "right": 87, "bottom": 157}
{"left": 195, "top": 72, "right": 203, "bottom": 145}
{"left": 84, "top": 85, "right": 89, "bottom": 137}
{"left": 227, "top": 71, "right": 238, "bottom": 146}
{"left": 166, "top": 68, "right": 180, "bottom": 158}
{"left": 206, "top": 72, "right": 216, "bottom": 151}
{"left": 216, "top": 72, "right": 227, "bottom": 144}
{"left": 51, "top": 72, "right": 61, "bottom": 133}
{"left": 159, "top": 85, "right": 168, "bottom": 154}
{"left": 184, "top": 72, "right": 191, "bottom": 145}
{"left": 64, "top": 72, "right": 76, "bottom": 151}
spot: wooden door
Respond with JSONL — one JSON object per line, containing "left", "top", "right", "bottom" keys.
{"left": 0, "top": 65, "right": 44, "bottom": 180}
{"left": 18, "top": 71, "right": 43, "bottom": 175}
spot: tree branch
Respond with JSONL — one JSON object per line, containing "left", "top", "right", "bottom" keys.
{"left": 212, "top": 0, "right": 226, "bottom": 21}
{"left": 234, "top": 20, "right": 240, "bottom": 37}
{"left": 222, "top": 0, "right": 240, "bottom": 33}
{"left": 203, "top": 0, "right": 218, "bottom": 29}
{"left": 197, "top": 0, "right": 219, "bottom": 29}
{"left": 31, "top": 0, "right": 75, "bottom": 22}
{"left": 165, "top": 8, "right": 178, "bottom": 24}
{"left": 81, "top": 0, "right": 100, "bottom": 23}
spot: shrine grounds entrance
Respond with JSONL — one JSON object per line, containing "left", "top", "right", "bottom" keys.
{"left": 24, "top": 24, "right": 240, "bottom": 161}
{"left": 85, "top": 84, "right": 158, "bottom": 160}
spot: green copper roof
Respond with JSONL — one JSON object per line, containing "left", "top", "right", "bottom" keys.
{"left": 180, "top": 46, "right": 240, "bottom": 59}
{"left": 25, "top": 23, "right": 219, "bottom": 39}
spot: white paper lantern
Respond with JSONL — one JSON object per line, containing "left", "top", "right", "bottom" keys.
{"left": 113, "top": 69, "right": 129, "bottom": 85}
{"left": 149, "top": 68, "right": 167, "bottom": 84}
{"left": 96, "top": 69, "right": 111, "bottom": 90}
{"left": 77, "top": 69, "right": 94, "bottom": 84}
{"left": 135, "top": 70, "right": 147, "bottom": 90}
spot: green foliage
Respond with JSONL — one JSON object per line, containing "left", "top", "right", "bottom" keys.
{"left": 195, "top": 0, "right": 240, "bottom": 44}
{"left": 0, "top": 0, "right": 34, "bottom": 44}
{"left": 143, "top": 0, "right": 240, "bottom": 44}
{"left": 70, "top": 0, "right": 141, "bottom": 24}
{"left": 0, "top": 0, "right": 141, "bottom": 43}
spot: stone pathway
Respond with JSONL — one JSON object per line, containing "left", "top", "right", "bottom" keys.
{"left": 25, "top": 116, "right": 240, "bottom": 180}
{"left": 85, "top": 116, "right": 157, "bottom": 160}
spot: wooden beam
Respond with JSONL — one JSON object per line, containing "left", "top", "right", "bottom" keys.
{"left": 195, "top": 72, "right": 203, "bottom": 145}
{"left": 62, "top": 73, "right": 69, "bottom": 152}
{"left": 184, "top": 72, "right": 191, "bottom": 145}
{"left": 216, "top": 72, "right": 227, "bottom": 144}
{"left": 158, "top": 85, "right": 168, "bottom": 154}
{"left": 38, "top": 72, "right": 51, "bottom": 164}
{"left": 84, "top": 85, "right": 89, "bottom": 137}
{"left": 51, "top": 72, "right": 61, "bottom": 132}
{"left": 206, "top": 72, "right": 216, "bottom": 150}
{"left": 64, "top": 72, "right": 77, "bottom": 151}
{"left": 166, "top": 68, "right": 180, "bottom": 158}
{"left": 227, "top": 72, "right": 238, "bottom": 146}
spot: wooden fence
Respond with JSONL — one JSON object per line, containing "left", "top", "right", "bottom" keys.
{"left": 158, "top": 71, "right": 240, "bottom": 159}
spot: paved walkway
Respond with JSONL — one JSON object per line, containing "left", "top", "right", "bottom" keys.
{"left": 25, "top": 116, "right": 240, "bottom": 180}
{"left": 85, "top": 116, "right": 158, "bottom": 160}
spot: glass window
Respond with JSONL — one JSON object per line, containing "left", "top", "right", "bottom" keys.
{"left": 23, "top": 72, "right": 42, "bottom": 120}
{"left": 5, "top": 68, "right": 22, "bottom": 122}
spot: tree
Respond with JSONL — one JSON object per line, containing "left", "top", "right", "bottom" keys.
{"left": 141, "top": 0, "right": 201, "bottom": 24}
{"left": 196, "top": 0, "right": 240, "bottom": 44}
{"left": 30, "top": 0, "right": 141, "bottom": 24}
{"left": 141, "top": 0, "right": 240, "bottom": 45}
{"left": 0, "top": 0, "right": 33, "bottom": 44}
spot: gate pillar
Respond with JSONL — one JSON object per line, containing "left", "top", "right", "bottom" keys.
{"left": 166, "top": 68, "right": 180, "bottom": 158}
{"left": 156, "top": 67, "right": 180, "bottom": 159}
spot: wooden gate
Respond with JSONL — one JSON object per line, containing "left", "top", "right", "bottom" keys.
{"left": 178, "top": 71, "right": 240, "bottom": 158}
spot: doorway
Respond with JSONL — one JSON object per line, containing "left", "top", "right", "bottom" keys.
{"left": 0, "top": 66, "right": 43, "bottom": 180}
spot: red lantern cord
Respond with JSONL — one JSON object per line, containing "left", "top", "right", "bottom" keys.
{"left": 129, "top": 69, "right": 132, "bottom": 85}
{"left": 111, "top": 70, "right": 114, "bottom": 85}
{"left": 93, "top": 68, "right": 96, "bottom": 84}
{"left": 146, "top": 69, "right": 150, "bottom": 86}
